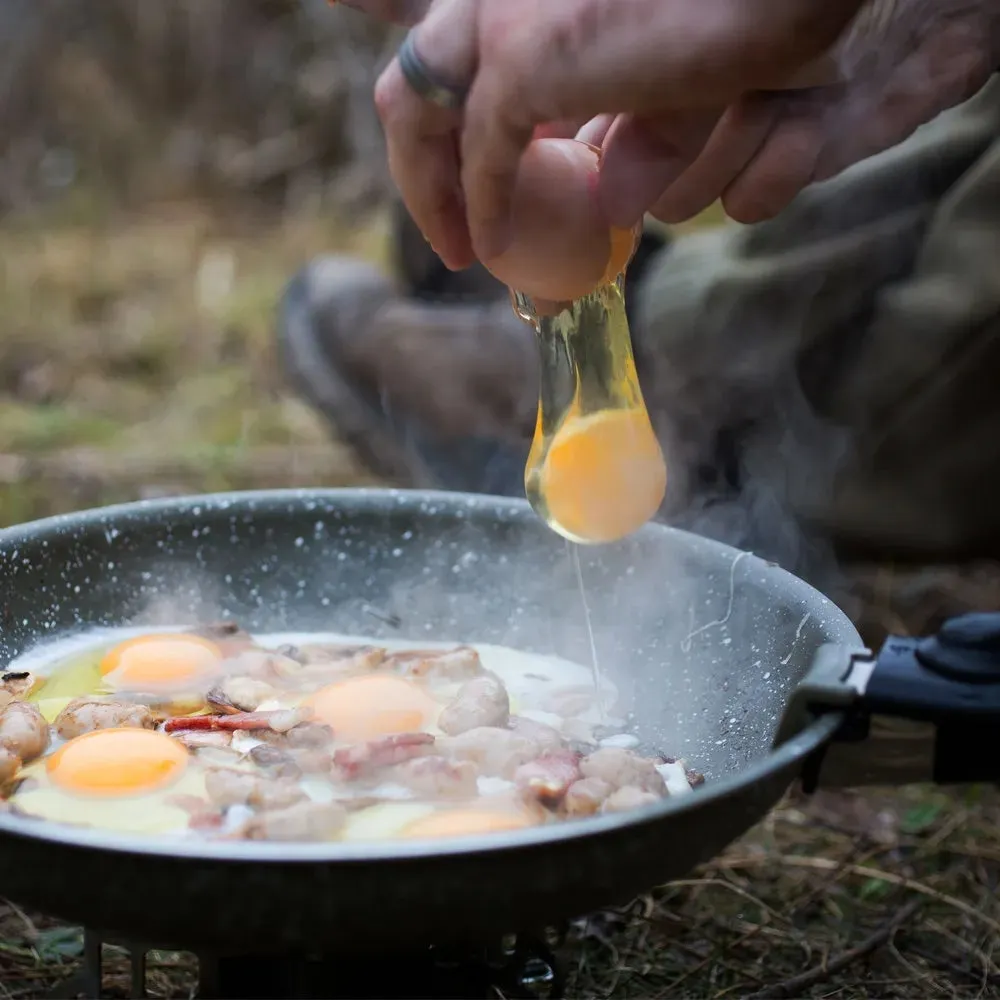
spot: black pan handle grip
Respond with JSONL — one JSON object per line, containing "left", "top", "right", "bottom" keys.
{"left": 776, "top": 612, "right": 1000, "bottom": 789}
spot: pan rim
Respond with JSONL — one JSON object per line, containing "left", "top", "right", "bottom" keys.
{"left": 0, "top": 487, "right": 857, "bottom": 865}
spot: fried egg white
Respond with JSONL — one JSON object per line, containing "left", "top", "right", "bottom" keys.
{"left": 11, "top": 728, "right": 208, "bottom": 836}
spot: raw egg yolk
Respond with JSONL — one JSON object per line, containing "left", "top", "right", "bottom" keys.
{"left": 305, "top": 675, "right": 439, "bottom": 742}
{"left": 539, "top": 408, "right": 667, "bottom": 543}
{"left": 99, "top": 633, "right": 223, "bottom": 691}
{"left": 401, "top": 808, "right": 534, "bottom": 839}
{"left": 46, "top": 728, "right": 190, "bottom": 798}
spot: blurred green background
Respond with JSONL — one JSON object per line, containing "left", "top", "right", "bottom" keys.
{"left": 0, "top": 0, "right": 406, "bottom": 527}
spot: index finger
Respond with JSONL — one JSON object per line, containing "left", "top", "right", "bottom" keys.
{"left": 376, "top": 61, "right": 474, "bottom": 269}
{"left": 374, "top": 0, "right": 479, "bottom": 268}
{"left": 459, "top": 63, "right": 537, "bottom": 262}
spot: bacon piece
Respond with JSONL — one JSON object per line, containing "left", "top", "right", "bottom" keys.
{"left": 390, "top": 756, "right": 478, "bottom": 799}
{"left": 579, "top": 746, "right": 666, "bottom": 795}
{"left": 437, "top": 674, "right": 509, "bottom": 736}
{"left": 0, "top": 746, "right": 21, "bottom": 786}
{"left": 385, "top": 646, "right": 483, "bottom": 681}
{"left": 514, "top": 750, "right": 582, "bottom": 805}
{"left": 601, "top": 786, "right": 662, "bottom": 813}
{"left": 333, "top": 732, "right": 435, "bottom": 779}
{"left": 0, "top": 703, "right": 49, "bottom": 762}
{"left": 167, "top": 794, "right": 225, "bottom": 830}
{"left": 55, "top": 699, "right": 155, "bottom": 740}
{"left": 563, "top": 777, "right": 613, "bottom": 817}
{"left": 207, "top": 676, "right": 279, "bottom": 714}
{"left": 174, "top": 730, "right": 232, "bottom": 751}
{"left": 163, "top": 709, "right": 304, "bottom": 733}
{"left": 243, "top": 801, "right": 347, "bottom": 842}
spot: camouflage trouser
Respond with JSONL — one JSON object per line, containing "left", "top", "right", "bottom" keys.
{"left": 637, "top": 76, "right": 1000, "bottom": 573}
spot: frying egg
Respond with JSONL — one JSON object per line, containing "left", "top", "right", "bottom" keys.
{"left": 340, "top": 802, "right": 436, "bottom": 842}
{"left": 304, "top": 675, "right": 441, "bottom": 742}
{"left": 535, "top": 406, "right": 667, "bottom": 544}
{"left": 12, "top": 728, "right": 205, "bottom": 835}
{"left": 482, "top": 138, "right": 638, "bottom": 303}
{"left": 400, "top": 806, "right": 535, "bottom": 839}
{"left": 46, "top": 728, "right": 190, "bottom": 797}
{"left": 99, "top": 633, "right": 224, "bottom": 693}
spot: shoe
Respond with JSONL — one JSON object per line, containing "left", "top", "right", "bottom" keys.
{"left": 277, "top": 256, "right": 538, "bottom": 495}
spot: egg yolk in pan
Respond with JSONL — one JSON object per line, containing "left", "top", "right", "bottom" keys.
{"left": 305, "top": 675, "right": 440, "bottom": 741}
{"left": 400, "top": 807, "right": 534, "bottom": 839}
{"left": 99, "top": 633, "right": 223, "bottom": 692}
{"left": 46, "top": 728, "right": 190, "bottom": 797}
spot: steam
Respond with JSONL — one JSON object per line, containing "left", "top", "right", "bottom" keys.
{"left": 128, "top": 566, "right": 230, "bottom": 629}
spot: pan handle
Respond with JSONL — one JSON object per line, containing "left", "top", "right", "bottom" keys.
{"left": 775, "top": 612, "right": 1000, "bottom": 790}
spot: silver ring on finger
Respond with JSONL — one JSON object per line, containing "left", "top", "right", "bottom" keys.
{"left": 397, "top": 28, "right": 469, "bottom": 110}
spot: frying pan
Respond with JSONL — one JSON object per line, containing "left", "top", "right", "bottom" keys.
{"left": 0, "top": 487, "right": 993, "bottom": 957}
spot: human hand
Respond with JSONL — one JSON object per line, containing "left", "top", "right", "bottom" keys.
{"left": 338, "top": 0, "right": 997, "bottom": 270}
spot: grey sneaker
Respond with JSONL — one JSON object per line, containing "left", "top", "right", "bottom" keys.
{"left": 277, "top": 256, "right": 539, "bottom": 495}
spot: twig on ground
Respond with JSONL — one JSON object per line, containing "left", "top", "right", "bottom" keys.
{"left": 718, "top": 854, "right": 1000, "bottom": 936}
{"left": 743, "top": 897, "right": 923, "bottom": 999}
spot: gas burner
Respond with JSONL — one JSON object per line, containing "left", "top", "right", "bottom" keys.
{"left": 47, "top": 930, "right": 566, "bottom": 1000}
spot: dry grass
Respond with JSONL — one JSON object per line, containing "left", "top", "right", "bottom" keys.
{"left": 0, "top": 194, "right": 996, "bottom": 997}
{"left": 0, "top": 200, "right": 395, "bottom": 526}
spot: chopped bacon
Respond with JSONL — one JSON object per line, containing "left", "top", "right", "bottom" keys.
{"left": 514, "top": 750, "right": 582, "bottom": 805}
{"left": 167, "top": 794, "right": 224, "bottom": 830}
{"left": 164, "top": 711, "right": 283, "bottom": 733}
{"left": 333, "top": 732, "right": 435, "bottom": 779}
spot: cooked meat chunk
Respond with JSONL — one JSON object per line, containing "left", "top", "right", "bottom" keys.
{"left": 438, "top": 674, "right": 509, "bottom": 736}
{"left": 256, "top": 721, "right": 333, "bottom": 749}
{"left": 563, "top": 777, "right": 613, "bottom": 817}
{"left": 579, "top": 747, "right": 666, "bottom": 795}
{"left": 174, "top": 730, "right": 232, "bottom": 751}
{"left": 440, "top": 726, "right": 544, "bottom": 779}
{"left": 333, "top": 733, "right": 435, "bottom": 779}
{"left": 207, "top": 676, "right": 279, "bottom": 713}
{"left": 387, "top": 646, "right": 483, "bottom": 682}
{"left": 0, "top": 672, "right": 41, "bottom": 700}
{"left": 601, "top": 786, "right": 663, "bottom": 813}
{"left": 286, "top": 748, "right": 336, "bottom": 774}
{"left": 391, "top": 756, "right": 478, "bottom": 799}
{"left": 220, "top": 650, "right": 304, "bottom": 685}
{"left": 248, "top": 744, "right": 302, "bottom": 779}
{"left": 514, "top": 750, "right": 581, "bottom": 804}
{"left": 243, "top": 801, "right": 347, "bottom": 841}
{"left": 295, "top": 644, "right": 386, "bottom": 671}
{"left": 267, "top": 646, "right": 389, "bottom": 690}
{"left": 204, "top": 768, "right": 307, "bottom": 811}
{"left": 0, "top": 747, "right": 21, "bottom": 786}
{"left": 507, "top": 715, "right": 564, "bottom": 754}
{"left": 0, "top": 702, "right": 49, "bottom": 761}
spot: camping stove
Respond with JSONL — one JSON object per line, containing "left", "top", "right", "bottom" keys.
{"left": 48, "top": 929, "right": 566, "bottom": 999}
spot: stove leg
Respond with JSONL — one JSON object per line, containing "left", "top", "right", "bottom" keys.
{"left": 45, "top": 930, "right": 102, "bottom": 999}
{"left": 129, "top": 947, "right": 147, "bottom": 999}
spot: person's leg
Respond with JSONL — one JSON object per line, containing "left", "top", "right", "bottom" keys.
{"left": 636, "top": 77, "right": 1000, "bottom": 578}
